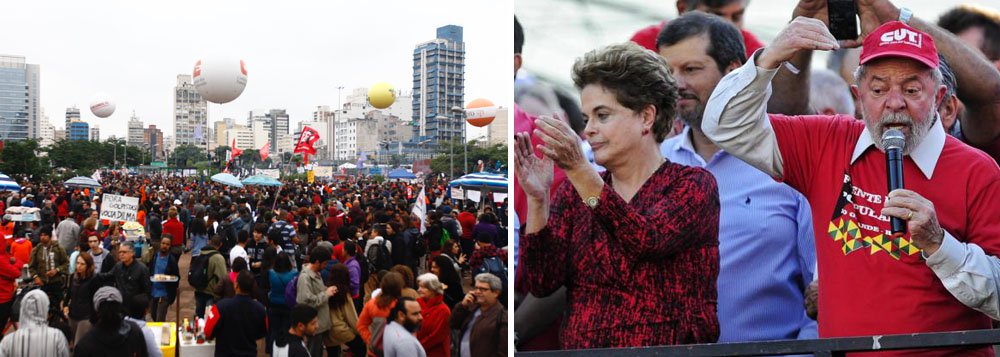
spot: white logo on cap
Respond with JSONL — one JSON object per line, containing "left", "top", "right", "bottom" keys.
{"left": 880, "top": 28, "right": 922, "bottom": 48}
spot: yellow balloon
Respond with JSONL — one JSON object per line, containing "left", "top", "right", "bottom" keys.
{"left": 368, "top": 82, "right": 396, "bottom": 109}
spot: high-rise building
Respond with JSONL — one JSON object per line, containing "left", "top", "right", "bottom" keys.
{"left": 225, "top": 124, "right": 255, "bottom": 152}
{"left": 412, "top": 25, "right": 465, "bottom": 144}
{"left": 39, "top": 119, "right": 55, "bottom": 147}
{"left": 0, "top": 55, "right": 40, "bottom": 141}
{"left": 163, "top": 134, "right": 174, "bottom": 156}
{"left": 487, "top": 106, "right": 508, "bottom": 146}
{"left": 173, "top": 74, "right": 208, "bottom": 147}
{"left": 214, "top": 120, "right": 230, "bottom": 148}
{"left": 313, "top": 106, "right": 337, "bottom": 160}
{"left": 68, "top": 121, "right": 89, "bottom": 141}
{"left": 127, "top": 112, "right": 145, "bottom": 147}
{"left": 333, "top": 111, "right": 412, "bottom": 161}
{"left": 89, "top": 126, "right": 100, "bottom": 142}
{"left": 54, "top": 129, "right": 66, "bottom": 142}
{"left": 267, "top": 109, "right": 289, "bottom": 151}
{"left": 65, "top": 106, "right": 81, "bottom": 130}
{"left": 144, "top": 125, "right": 165, "bottom": 161}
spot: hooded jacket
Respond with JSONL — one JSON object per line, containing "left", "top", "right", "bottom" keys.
{"left": 0, "top": 290, "right": 71, "bottom": 356}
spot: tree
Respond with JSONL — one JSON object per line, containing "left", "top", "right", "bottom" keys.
{"left": 0, "top": 139, "right": 49, "bottom": 181}
{"left": 48, "top": 139, "right": 104, "bottom": 173}
{"left": 172, "top": 144, "right": 206, "bottom": 167}
{"left": 429, "top": 138, "right": 506, "bottom": 176}
{"left": 214, "top": 145, "right": 231, "bottom": 168}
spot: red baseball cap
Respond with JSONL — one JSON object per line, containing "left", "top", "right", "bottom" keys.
{"left": 859, "top": 21, "right": 939, "bottom": 68}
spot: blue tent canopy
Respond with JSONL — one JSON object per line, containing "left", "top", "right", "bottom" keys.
{"left": 386, "top": 168, "right": 416, "bottom": 179}
{"left": 448, "top": 172, "right": 508, "bottom": 192}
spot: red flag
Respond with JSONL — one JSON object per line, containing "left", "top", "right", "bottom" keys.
{"left": 230, "top": 138, "right": 242, "bottom": 162}
{"left": 260, "top": 141, "right": 270, "bottom": 161}
{"left": 294, "top": 126, "right": 320, "bottom": 155}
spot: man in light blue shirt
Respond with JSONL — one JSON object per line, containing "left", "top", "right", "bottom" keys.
{"left": 657, "top": 12, "right": 816, "bottom": 342}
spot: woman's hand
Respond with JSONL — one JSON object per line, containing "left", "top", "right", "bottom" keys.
{"left": 533, "top": 116, "right": 588, "bottom": 172}
{"left": 514, "top": 132, "right": 553, "bottom": 201}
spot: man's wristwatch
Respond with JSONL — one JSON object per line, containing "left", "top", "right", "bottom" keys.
{"left": 898, "top": 7, "right": 912, "bottom": 24}
{"left": 584, "top": 196, "right": 599, "bottom": 209}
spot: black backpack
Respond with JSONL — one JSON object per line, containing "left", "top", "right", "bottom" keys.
{"left": 366, "top": 238, "right": 392, "bottom": 271}
{"left": 411, "top": 233, "right": 427, "bottom": 258}
{"left": 477, "top": 256, "right": 507, "bottom": 293}
{"left": 188, "top": 251, "right": 220, "bottom": 289}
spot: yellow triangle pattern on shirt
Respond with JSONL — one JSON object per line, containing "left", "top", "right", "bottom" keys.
{"left": 827, "top": 217, "right": 921, "bottom": 260}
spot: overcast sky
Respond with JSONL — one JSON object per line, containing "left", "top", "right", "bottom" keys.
{"left": 6, "top": 0, "right": 512, "bottom": 142}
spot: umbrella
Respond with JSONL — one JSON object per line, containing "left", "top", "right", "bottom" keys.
{"left": 211, "top": 173, "right": 244, "bottom": 188}
{"left": 448, "top": 172, "right": 508, "bottom": 192}
{"left": 64, "top": 176, "right": 101, "bottom": 189}
{"left": 338, "top": 162, "right": 357, "bottom": 169}
{"left": 0, "top": 173, "right": 20, "bottom": 192}
{"left": 241, "top": 174, "right": 283, "bottom": 187}
{"left": 386, "top": 168, "right": 416, "bottom": 179}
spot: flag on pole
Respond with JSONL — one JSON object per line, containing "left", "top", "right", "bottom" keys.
{"left": 411, "top": 185, "right": 427, "bottom": 233}
{"left": 260, "top": 141, "right": 270, "bottom": 161}
{"left": 229, "top": 138, "right": 243, "bottom": 162}
{"left": 294, "top": 126, "right": 320, "bottom": 155}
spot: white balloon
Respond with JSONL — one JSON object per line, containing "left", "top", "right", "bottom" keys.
{"left": 192, "top": 58, "right": 248, "bottom": 104}
{"left": 89, "top": 94, "right": 115, "bottom": 118}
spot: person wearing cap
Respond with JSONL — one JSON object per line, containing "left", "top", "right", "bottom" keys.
{"left": 73, "top": 286, "right": 149, "bottom": 356}
{"left": 703, "top": 6, "right": 1000, "bottom": 356}
{"left": 0, "top": 290, "right": 70, "bottom": 357}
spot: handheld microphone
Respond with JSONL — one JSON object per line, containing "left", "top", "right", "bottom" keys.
{"left": 882, "top": 129, "right": 906, "bottom": 235}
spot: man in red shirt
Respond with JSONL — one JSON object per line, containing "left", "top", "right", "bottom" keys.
{"left": 162, "top": 208, "right": 185, "bottom": 258}
{"left": 705, "top": 7, "right": 1000, "bottom": 355}
{"left": 630, "top": 0, "right": 764, "bottom": 60}
{"left": 456, "top": 204, "right": 477, "bottom": 242}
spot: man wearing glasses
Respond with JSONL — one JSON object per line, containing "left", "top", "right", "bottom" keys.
{"left": 96, "top": 241, "right": 151, "bottom": 302}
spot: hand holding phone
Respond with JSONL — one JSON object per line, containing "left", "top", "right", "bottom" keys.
{"left": 827, "top": 0, "right": 859, "bottom": 40}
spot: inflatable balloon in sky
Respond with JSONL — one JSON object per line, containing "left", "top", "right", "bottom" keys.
{"left": 464, "top": 98, "right": 497, "bottom": 127}
{"left": 368, "top": 82, "right": 395, "bottom": 109}
{"left": 193, "top": 58, "right": 248, "bottom": 104}
{"left": 89, "top": 93, "right": 115, "bottom": 118}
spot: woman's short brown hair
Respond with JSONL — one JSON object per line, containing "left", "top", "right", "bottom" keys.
{"left": 571, "top": 42, "right": 679, "bottom": 142}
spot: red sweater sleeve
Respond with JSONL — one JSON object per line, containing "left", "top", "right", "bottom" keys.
{"left": 416, "top": 304, "right": 450, "bottom": 350}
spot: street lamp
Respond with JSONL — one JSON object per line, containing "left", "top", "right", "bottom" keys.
{"left": 435, "top": 115, "right": 452, "bottom": 178}
{"left": 451, "top": 106, "right": 465, "bottom": 175}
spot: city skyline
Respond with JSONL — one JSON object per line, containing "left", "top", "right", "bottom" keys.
{"left": 4, "top": 1, "right": 510, "bottom": 143}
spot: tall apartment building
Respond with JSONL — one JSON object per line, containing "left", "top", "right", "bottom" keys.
{"left": 412, "top": 25, "right": 465, "bottom": 143}
{"left": 0, "top": 55, "right": 40, "bottom": 141}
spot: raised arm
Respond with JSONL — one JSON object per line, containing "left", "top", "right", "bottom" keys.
{"left": 703, "top": 17, "right": 838, "bottom": 179}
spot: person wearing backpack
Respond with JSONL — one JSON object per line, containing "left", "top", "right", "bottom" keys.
{"left": 358, "top": 272, "right": 404, "bottom": 357}
{"left": 191, "top": 236, "right": 226, "bottom": 318}
{"left": 296, "top": 247, "right": 336, "bottom": 357}
{"left": 364, "top": 224, "right": 393, "bottom": 272}
{"left": 398, "top": 217, "right": 423, "bottom": 275}
{"left": 469, "top": 233, "right": 506, "bottom": 282}
{"left": 266, "top": 251, "right": 297, "bottom": 354}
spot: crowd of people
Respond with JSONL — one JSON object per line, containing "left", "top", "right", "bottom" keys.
{"left": 514, "top": 0, "right": 1000, "bottom": 355}
{"left": 0, "top": 170, "right": 508, "bottom": 356}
